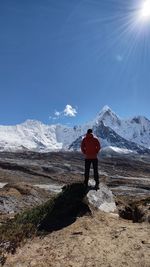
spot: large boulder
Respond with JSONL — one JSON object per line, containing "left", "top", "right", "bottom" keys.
{"left": 86, "top": 181, "right": 117, "bottom": 213}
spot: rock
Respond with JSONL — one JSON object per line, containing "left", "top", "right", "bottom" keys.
{"left": 0, "top": 183, "right": 52, "bottom": 219}
{"left": 116, "top": 195, "right": 150, "bottom": 223}
{"left": 86, "top": 182, "right": 117, "bottom": 213}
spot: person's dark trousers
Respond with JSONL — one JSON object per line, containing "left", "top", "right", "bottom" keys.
{"left": 84, "top": 158, "right": 99, "bottom": 186}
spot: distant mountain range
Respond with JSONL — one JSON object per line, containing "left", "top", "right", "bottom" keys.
{"left": 0, "top": 106, "right": 150, "bottom": 154}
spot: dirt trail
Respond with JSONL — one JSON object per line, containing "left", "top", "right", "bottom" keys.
{"left": 4, "top": 212, "right": 150, "bottom": 267}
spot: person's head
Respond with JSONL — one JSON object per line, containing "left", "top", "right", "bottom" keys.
{"left": 87, "top": 129, "right": 93, "bottom": 134}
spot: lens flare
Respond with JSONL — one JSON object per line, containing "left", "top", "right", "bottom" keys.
{"left": 140, "top": 0, "right": 150, "bottom": 21}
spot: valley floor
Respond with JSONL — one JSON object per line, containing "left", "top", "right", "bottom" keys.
{"left": 4, "top": 212, "right": 150, "bottom": 267}
{"left": 0, "top": 152, "right": 150, "bottom": 267}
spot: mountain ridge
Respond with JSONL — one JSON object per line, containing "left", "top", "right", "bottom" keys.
{"left": 0, "top": 106, "right": 150, "bottom": 154}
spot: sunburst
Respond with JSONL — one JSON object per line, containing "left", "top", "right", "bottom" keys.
{"left": 139, "top": 0, "right": 150, "bottom": 21}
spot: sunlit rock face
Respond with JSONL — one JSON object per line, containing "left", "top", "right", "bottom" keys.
{"left": 86, "top": 182, "right": 117, "bottom": 213}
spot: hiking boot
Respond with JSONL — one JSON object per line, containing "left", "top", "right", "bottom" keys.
{"left": 94, "top": 183, "right": 99, "bottom": 191}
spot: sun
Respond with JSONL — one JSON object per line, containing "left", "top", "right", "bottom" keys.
{"left": 140, "top": 0, "right": 150, "bottom": 21}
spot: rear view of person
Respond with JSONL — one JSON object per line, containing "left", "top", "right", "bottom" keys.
{"left": 81, "top": 129, "right": 101, "bottom": 190}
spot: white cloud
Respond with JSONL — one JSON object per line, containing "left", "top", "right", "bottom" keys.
{"left": 49, "top": 104, "right": 77, "bottom": 120}
{"left": 64, "top": 105, "right": 77, "bottom": 117}
{"left": 55, "top": 111, "right": 61, "bottom": 117}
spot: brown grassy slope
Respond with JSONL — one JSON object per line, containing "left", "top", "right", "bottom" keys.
{"left": 5, "top": 211, "right": 150, "bottom": 267}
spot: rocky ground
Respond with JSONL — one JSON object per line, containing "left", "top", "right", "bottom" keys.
{"left": 4, "top": 212, "right": 150, "bottom": 267}
{"left": 0, "top": 151, "right": 150, "bottom": 216}
{"left": 0, "top": 151, "right": 150, "bottom": 189}
{"left": 0, "top": 183, "right": 54, "bottom": 222}
{"left": 0, "top": 151, "right": 150, "bottom": 266}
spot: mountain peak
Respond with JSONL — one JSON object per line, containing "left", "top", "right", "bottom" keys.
{"left": 96, "top": 106, "right": 119, "bottom": 120}
{"left": 92, "top": 106, "right": 121, "bottom": 127}
{"left": 101, "top": 105, "right": 111, "bottom": 113}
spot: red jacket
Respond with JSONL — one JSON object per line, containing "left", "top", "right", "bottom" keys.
{"left": 81, "top": 133, "right": 101, "bottom": 159}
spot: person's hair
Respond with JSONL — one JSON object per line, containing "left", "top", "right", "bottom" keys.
{"left": 87, "top": 129, "right": 93, "bottom": 134}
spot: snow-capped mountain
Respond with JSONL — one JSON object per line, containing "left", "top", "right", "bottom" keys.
{"left": 69, "top": 121, "right": 150, "bottom": 154}
{"left": 94, "top": 106, "right": 150, "bottom": 149}
{"left": 0, "top": 120, "right": 91, "bottom": 152}
{"left": 0, "top": 106, "right": 150, "bottom": 154}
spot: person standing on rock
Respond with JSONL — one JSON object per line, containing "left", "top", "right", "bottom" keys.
{"left": 81, "top": 129, "right": 101, "bottom": 190}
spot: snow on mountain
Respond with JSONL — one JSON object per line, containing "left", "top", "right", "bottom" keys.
{"left": 0, "top": 120, "right": 62, "bottom": 152}
{"left": 102, "top": 146, "right": 135, "bottom": 154}
{"left": 69, "top": 121, "right": 150, "bottom": 154}
{"left": 118, "top": 116, "right": 150, "bottom": 149}
{"left": 94, "top": 106, "right": 150, "bottom": 149}
{"left": 94, "top": 105, "right": 122, "bottom": 127}
{"left": 54, "top": 123, "right": 91, "bottom": 148}
{"left": 0, "top": 120, "right": 91, "bottom": 152}
{"left": 0, "top": 107, "right": 150, "bottom": 154}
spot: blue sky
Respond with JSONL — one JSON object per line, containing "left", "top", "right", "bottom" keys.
{"left": 0, "top": 0, "right": 150, "bottom": 126}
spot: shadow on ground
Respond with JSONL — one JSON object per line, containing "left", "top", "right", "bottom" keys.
{"left": 38, "top": 183, "right": 91, "bottom": 232}
{"left": 0, "top": 183, "right": 92, "bottom": 265}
